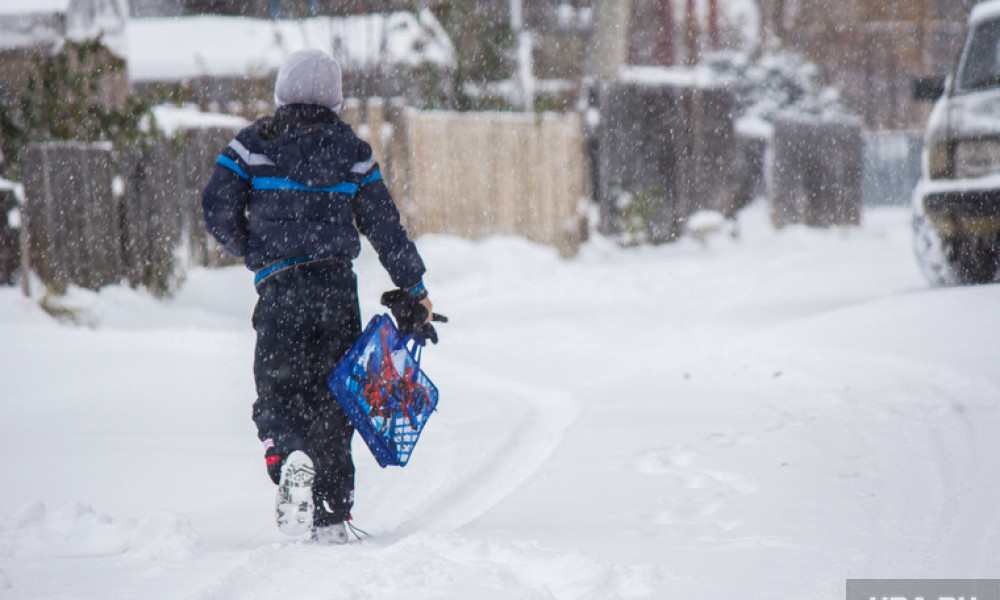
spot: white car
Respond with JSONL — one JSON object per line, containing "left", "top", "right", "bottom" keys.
{"left": 913, "top": 0, "right": 1000, "bottom": 285}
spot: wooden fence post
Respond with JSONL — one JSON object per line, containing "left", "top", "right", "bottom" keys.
{"left": 18, "top": 189, "right": 31, "bottom": 297}
{"left": 179, "top": 127, "right": 241, "bottom": 268}
{"left": 386, "top": 98, "right": 412, "bottom": 231}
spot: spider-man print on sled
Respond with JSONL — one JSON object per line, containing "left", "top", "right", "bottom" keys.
{"left": 328, "top": 314, "right": 439, "bottom": 467}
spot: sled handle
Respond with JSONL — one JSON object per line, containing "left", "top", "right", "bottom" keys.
{"left": 401, "top": 335, "right": 425, "bottom": 367}
{"left": 402, "top": 313, "right": 446, "bottom": 352}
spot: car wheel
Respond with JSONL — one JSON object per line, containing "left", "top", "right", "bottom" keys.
{"left": 912, "top": 214, "right": 958, "bottom": 286}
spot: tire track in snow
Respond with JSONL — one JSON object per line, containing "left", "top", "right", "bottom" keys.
{"left": 187, "top": 362, "right": 592, "bottom": 600}
{"left": 387, "top": 359, "right": 580, "bottom": 536}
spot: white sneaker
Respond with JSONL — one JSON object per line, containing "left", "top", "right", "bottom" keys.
{"left": 311, "top": 521, "right": 350, "bottom": 545}
{"left": 275, "top": 451, "right": 315, "bottom": 536}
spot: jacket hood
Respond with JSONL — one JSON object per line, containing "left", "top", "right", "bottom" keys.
{"left": 255, "top": 104, "right": 355, "bottom": 188}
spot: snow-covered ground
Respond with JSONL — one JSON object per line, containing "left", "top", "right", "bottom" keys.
{"left": 0, "top": 203, "right": 998, "bottom": 599}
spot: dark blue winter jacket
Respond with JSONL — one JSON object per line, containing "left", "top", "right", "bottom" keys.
{"left": 202, "top": 104, "right": 425, "bottom": 289}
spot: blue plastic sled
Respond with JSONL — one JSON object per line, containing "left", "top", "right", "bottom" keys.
{"left": 328, "top": 314, "right": 438, "bottom": 467}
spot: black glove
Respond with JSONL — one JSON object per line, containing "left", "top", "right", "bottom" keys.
{"left": 414, "top": 313, "right": 449, "bottom": 344}
{"left": 380, "top": 289, "right": 448, "bottom": 344}
{"left": 380, "top": 289, "right": 428, "bottom": 335}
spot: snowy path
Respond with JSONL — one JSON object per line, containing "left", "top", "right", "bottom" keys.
{"left": 1, "top": 204, "right": 998, "bottom": 598}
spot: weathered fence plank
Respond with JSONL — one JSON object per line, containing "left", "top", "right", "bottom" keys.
{"left": 177, "top": 127, "right": 241, "bottom": 268}
{"left": 0, "top": 189, "right": 17, "bottom": 285}
{"left": 20, "top": 142, "right": 121, "bottom": 292}
{"left": 117, "top": 140, "right": 180, "bottom": 294}
{"left": 384, "top": 98, "right": 412, "bottom": 229}
{"left": 117, "top": 126, "right": 243, "bottom": 294}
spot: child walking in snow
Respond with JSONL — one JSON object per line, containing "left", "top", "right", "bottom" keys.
{"left": 202, "top": 49, "right": 434, "bottom": 544}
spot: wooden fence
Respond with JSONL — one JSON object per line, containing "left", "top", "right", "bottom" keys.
{"left": 405, "top": 109, "right": 588, "bottom": 255}
{"left": 595, "top": 79, "right": 746, "bottom": 243}
{"left": 12, "top": 100, "right": 868, "bottom": 295}
{"left": 20, "top": 142, "right": 122, "bottom": 293}
{"left": 16, "top": 102, "right": 590, "bottom": 293}
{"left": 342, "top": 100, "right": 589, "bottom": 256}
{"left": 770, "top": 113, "right": 863, "bottom": 228}
{"left": 115, "top": 127, "right": 238, "bottom": 294}
{"left": 19, "top": 129, "right": 240, "bottom": 295}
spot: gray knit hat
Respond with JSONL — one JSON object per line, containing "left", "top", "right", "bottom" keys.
{"left": 274, "top": 49, "right": 343, "bottom": 112}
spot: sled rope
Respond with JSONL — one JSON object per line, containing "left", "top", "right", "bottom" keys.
{"left": 346, "top": 520, "right": 370, "bottom": 541}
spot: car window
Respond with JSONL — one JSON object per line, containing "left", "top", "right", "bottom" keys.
{"left": 960, "top": 18, "right": 1000, "bottom": 91}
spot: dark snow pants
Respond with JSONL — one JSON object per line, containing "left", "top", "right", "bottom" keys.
{"left": 251, "top": 258, "right": 361, "bottom": 525}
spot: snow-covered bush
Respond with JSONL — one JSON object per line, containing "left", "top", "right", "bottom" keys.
{"left": 0, "top": 37, "right": 156, "bottom": 179}
{"left": 704, "top": 50, "right": 851, "bottom": 122}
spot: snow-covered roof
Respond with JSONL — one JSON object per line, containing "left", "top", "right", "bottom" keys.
{"left": 970, "top": 0, "right": 1000, "bottom": 25}
{"left": 0, "top": 1, "right": 73, "bottom": 16}
{"left": 0, "top": 0, "right": 127, "bottom": 55}
{"left": 619, "top": 65, "right": 726, "bottom": 89}
{"left": 126, "top": 10, "right": 455, "bottom": 83}
{"left": 150, "top": 104, "right": 248, "bottom": 138}
{"left": 0, "top": 0, "right": 127, "bottom": 16}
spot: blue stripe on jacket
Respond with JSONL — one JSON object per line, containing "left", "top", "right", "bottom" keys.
{"left": 202, "top": 104, "right": 424, "bottom": 287}
{"left": 254, "top": 254, "right": 335, "bottom": 286}
{"left": 251, "top": 177, "right": 359, "bottom": 194}
{"left": 215, "top": 154, "right": 382, "bottom": 196}
{"left": 217, "top": 155, "right": 249, "bottom": 180}
{"left": 215, "top": 163, "right": 384, "bottom": 196}
{"left": 252, "top": 171, "right": 383, "bottom": 194}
